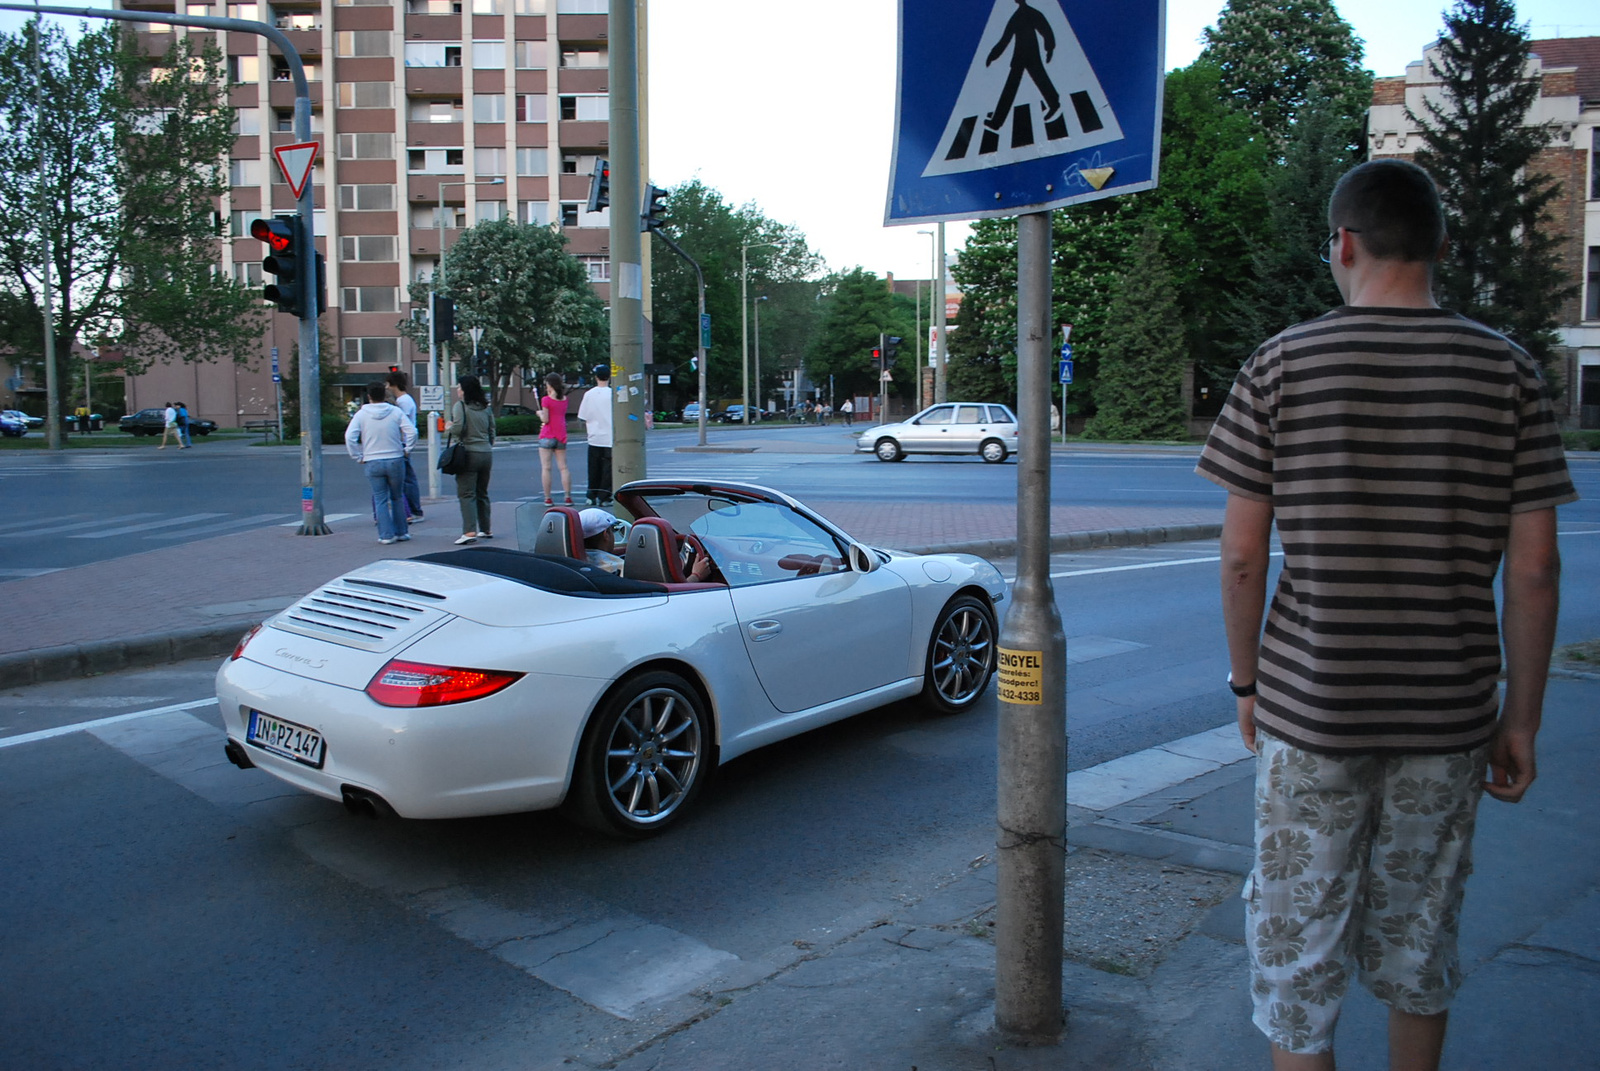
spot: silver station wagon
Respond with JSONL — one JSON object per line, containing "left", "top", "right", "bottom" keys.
{"left": 856, "top": 402, "right": 1019, "bottom": 463}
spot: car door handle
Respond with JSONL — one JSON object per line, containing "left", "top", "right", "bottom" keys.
{"left": 748, "top": 620, "right": 782, "bottom": 642}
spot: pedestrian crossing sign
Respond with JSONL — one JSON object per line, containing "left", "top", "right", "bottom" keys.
{"left": 886, "top": 0, "right": 1163, "bottom": 225}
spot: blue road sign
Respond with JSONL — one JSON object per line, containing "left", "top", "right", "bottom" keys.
{"left": 1059, "top": 359, "right": 1073, "bottom": 384}
{"left": 700, "top": 313, "right": 712, "bottom": 350}
{"left": 1060, "top": 343, "right": 1073, "bottom": 361}
{"left": 271, "top": 346, "right": 281, "bottom": 384}
{"left": 887, "top": 0, "right": 1163, "bottom": 225}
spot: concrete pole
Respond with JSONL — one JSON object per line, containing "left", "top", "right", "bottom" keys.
{"left": 740, "top": 245, "right": 749, "bottom": 425}
{"left": 934, "top": 221, "right": 948, "bottom": 404}
{"left": 607, "top": 0, "right": 646, "bottom": 487}
{"left": 292, "top": 90, "right": 329, "bottom": 534}
{"left": 994, "top": 209, "right": 1066, "bottom": 1043}
{"left": 33, "top": 15, "right": 61, "bottom": 450}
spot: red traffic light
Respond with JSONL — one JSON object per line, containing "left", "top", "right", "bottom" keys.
{"left": 250, "top": 217, "right": 293, "bottom": 253}
{"left": 871, "top": 348, "right": 881, "bottom": 359}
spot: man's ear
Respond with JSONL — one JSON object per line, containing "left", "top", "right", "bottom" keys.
{"left": 1337, "top": 227, "right": 1359, "bottom": 267}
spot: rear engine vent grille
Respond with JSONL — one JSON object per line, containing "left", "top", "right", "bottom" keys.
{"left": 280, "top": 584, "right": 437, "bottom": 645}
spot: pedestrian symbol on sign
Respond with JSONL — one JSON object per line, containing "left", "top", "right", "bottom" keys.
{"left": 921, "top": 0, "right": 1123, "bottom": 178}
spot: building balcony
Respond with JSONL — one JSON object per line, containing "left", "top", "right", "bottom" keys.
{"left": 407, "top": 66, "right": 464, "bottom": 96}
{"left": 558, "top": 120, "right": 606, "bottom": 149}
{"left": 556, "top": 14, "right": 606, "bottom": 40}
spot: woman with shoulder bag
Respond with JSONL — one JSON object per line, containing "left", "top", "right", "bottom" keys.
{"left": 447, "top": 374, "right": 496, "bottom": 545}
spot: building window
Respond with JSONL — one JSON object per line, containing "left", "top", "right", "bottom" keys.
{"left": 579, "top": 255, "right": 609, "bottom": 282}
{"left": 406, "top": 0, "right": 461, "bottom": 12}
{"left": 559, "top": 47, "right": 604, "bottom": 67}
{"left": 271, "top": 60, "right": 320, "bottom": 82}
{"left": 185, "top": 3, "right": 210, "bottom": 14}
{"left": 413, "top": 260, "right": 438, "bottom": 283}
{"left": 515, "top": 147, "right": 547, "bottom": 175}
{"left": 514, "top": 0, "right": 545, "bottom": 12}
{"left": 228, "top": 158, "right": 262, "bottom": 186}
{"left": 520, "top": 200, "right": 549, "bottom": 225}
{"left": 472, "top": 40, "right": 506, "bottom": 69}
{"left": 228, "top": 210, "right": 251, "bottom": 236}
{"left": 338, "top": 184, "right": 397, "bottom": 211}
{"left": 409, "top": 98, "right": 464, "bottom": 123}
{"left": 227, "top": 3, "right": 256, "bottom": 19}
{"left": 516, "top": 94, "right": 547, "bottom": 122}
{"left": 337, "top": 0, "right": 391, "bottom": 6}
{"left": 337, "top": 133, "right": 394, "bottom": 160}
{"left": 276, "top": 12, "right": 319, "bottom": 30}
{"left": 556, "top": 0, "right": 606, "bottom": 11}
{"left": 340, "top": 235, "right": 398, "bottom": 262}
{"left": 232, "top": 108, "right": 260, "bottom": 135}
{"left": 405, "top": 42, "right": 463, "bottom": 67}
{"left": 471, "top": 0, "right": 504, "bottom": 11}
{"left": 230, "top": 55, "right": 259, "bottom": 84}
{"left": 561, "top": 153, "right": 600, "bottom": 176}
{"left": 1587, "top": 247, "right": 1600, "bottom": 321}
{"left": 514, "top": 40, "right": 548, "bottom": 69}
{"left": 1592, "top": 129, "right": 1599, "bottom": 201}
{"left": 233, "top": 261, "right": 264, "bottom": 285}
{"left": 476, "top": 200, "right": 506, "bottom": 223}
{"left": 472, "top": 93, "right": 506, "bottom": 123}
{"left": 343, "top": 337, "right": 401, "bottom": 365}
{"left": 414, "top": 204, "right": 466, "bottom": 228}
{"left": 559, "top": 95, "right": 608, "bottom": 122}
{"left": 335, "top": 31, "right": 391, "bottom": 57}
{"left": 273, "top": 109, "right": 323, "bottom": 133}
{"left": 474, "top": 147, "right": 507, "bottom": 176}
{"left": 338, "top": 81, "right": 392, "bottom": 109}
{"left": 560, "top": 202, "right": 579, "bottom": 227}
{"left": 342, "top": 287, "right": 400, "bottom": 313}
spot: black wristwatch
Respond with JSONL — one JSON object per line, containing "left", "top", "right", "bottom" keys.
{"left": 1227, "top": 673, "right": 1257, "bottom": 698}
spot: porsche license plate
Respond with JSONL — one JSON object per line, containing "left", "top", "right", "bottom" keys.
{"left": 246, "top": 710, "right": 326, "bottom": 768}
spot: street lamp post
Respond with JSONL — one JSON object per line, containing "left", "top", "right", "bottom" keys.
{"left": 934, "top": 222, "right": 948, "bottom": 404}
{"left": 753, "top": 295, "right": 768, "bottom": 419}
{"left": 917, "top": 229, "right": 934, "bottom": 408}
{"left": 428, "top": 176, "right": 504, "bottom": 497}
{"left": 740, "top": 241, "right": 778, "bottom": 426}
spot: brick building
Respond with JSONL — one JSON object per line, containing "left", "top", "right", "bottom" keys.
{"left": 115, "top": 0, "right": 638, "bottom": 425}
{"left": 1367, "top": 36, "right": 1600, "bottom": 428}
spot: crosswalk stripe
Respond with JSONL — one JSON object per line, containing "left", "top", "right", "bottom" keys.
{"left": 71, "top": 513, "right": 229, "bottom": 539}
{"left": 145, "top": 513, "right": 292, "bottom": 540}
{"left": 0, "top": 514, "right": 91, "bottom": 535}
{"left": 3, "top": 513, "right": 161, "bottom": 538}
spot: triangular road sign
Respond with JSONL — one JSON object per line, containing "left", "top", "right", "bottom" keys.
{"left": 273, "top": 142, "right": 320, "bottom": 199}
{"left": 921, "top": 0, "right": 1123, "bottom": 178}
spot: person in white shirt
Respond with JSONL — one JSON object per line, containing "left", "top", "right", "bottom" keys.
{"left": 159, "top": 403, "right": 181, "bottom": 449}
{"left": 345, "top": 381, "right": 418, "bottom": 544}
{"left": 576, "top": 364, "right": 614, "bottom": 506}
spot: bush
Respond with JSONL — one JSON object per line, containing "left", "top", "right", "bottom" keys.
{"left": 496, "top": 415, "right": 541, "bottom": 437}
{"left": 1562, "top": 430, "right": 1600, "bottom": 452}
{"left": 322, "top": 414, "right": 347, "bottom": 444}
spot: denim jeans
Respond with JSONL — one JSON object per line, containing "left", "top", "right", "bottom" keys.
{"left": 365, "top": 457, "right": 408, "bottom": 541}
{"left": 401, "top": 454, "right": 422, "bottom": 517}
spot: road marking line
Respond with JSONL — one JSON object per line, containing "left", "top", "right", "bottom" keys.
{"left": 0, "top": 698, "right": 218, "bottom": 749}
{"left": 278, "top": 513, "right": 361, "bottom": 526}
{"left": 73, "top": 513, "right": 230, "bottom": 538}
{"left": 1, "top": 513, "right": 161, "bottom": 538}
{"left": 1068, "top": 723, "right": 1251, "bottom": 812}
{"left": 145, "top": 513, "right": 292, "bottom": 540}
{"left": 0, "top": 513, "right": 91, "bottom": 535}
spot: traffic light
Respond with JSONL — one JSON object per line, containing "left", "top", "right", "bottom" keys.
{"left": 587, "top": 158, "right": 610, "bottom": 213}
{"left": 884, "top": 335, "right": 903, "bottom": 363}
{"left": 642, "top": 183, "right": 669, "bottom": 233}
{"left": 871, "top": 347, "right": 881, "bottom": 367}
{"left": 251, "top": 215, "right": 302, "bottom": 316}
{"left": 433, "top": 297, "right": 455, "bottom": 342}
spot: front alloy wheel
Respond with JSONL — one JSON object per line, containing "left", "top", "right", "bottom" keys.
{"left": 564, "top": 671, "right": 710, "bottom": 837}
{"left": 921, "top": 594, "right": 996, "bottom": 714}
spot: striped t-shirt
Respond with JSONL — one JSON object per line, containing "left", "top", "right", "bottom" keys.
{"left": 1197, "top": 306, "right": 1577, "bottom": 754}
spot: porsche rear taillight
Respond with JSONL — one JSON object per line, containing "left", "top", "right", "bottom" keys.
{"left": 365, "top": 659, "right": 523, "bottom": 707}
{"left": 230, "top": 623, "right": 264, "bottom": 661}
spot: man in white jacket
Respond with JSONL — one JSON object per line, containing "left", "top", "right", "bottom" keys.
{"left": 345, "top": 381, "right": 418, "bottom": 544}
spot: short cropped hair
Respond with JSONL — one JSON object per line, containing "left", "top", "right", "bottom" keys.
{"left": 366, "top": 381, "right": 388, "bottom": 403}
{"left": 1328, "top": 160, "right": 1446, "bottom": 262}
{"left": 385, "top": 370, "right": 408, "bottom": 391}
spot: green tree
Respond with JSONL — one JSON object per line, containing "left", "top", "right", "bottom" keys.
{"left": 1200, "top": 0, "right": 1369, "bottom": 142}
{"left": 0, "top": 21, "right": 264, "bottom": 382}
{"left": 1410, "top": 0, "right": 1573, "bottom": 376}
{"left": 1082, "top": 227, "right": 1188, "bottom": 440}
{"left": 399, "top": 219, "right": 607, "bottom": 406}
{"left": 806, "top": 268, "right": 914, "bottom": 404}
{"left": 647, "top": 180, "right": 821, "bottom": 407}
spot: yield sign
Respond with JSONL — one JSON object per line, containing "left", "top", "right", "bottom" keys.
{"left": 273, "top": 142, "right": 319, "bottom": 199}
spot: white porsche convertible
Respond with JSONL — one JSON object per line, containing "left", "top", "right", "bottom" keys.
{"left": 217, "top": 481, "right": 1004, "bottom": 836}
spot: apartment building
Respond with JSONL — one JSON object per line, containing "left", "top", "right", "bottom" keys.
{"left": 1368, "top": 36, "right": 1600, "bottom": 429}
{"left": 117, "top": 0, "right": 629, "bottom": 423}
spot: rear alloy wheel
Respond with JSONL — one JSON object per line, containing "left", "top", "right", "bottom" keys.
{"left": 875, "top": 438, "right": 904, "bottom": 462}
{"left": 921, "top": 594, "right": 996, "bottom": 714}
{"left": 564, "top": 671, "right": 711, "bottom": 837}
{"left": 980, "top": 439, "right": 1008, "bottom": 463}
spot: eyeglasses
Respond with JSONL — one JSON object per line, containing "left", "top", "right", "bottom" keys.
{"left": 1319, "top": 227, "right": 1361, "bottom": 264}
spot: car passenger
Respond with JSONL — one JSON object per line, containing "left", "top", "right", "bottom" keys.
{"left": 578, "top": 508, "right": 624, "bottom": 574}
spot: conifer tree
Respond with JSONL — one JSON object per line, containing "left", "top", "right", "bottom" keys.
{"left": 1082, "top": 227, "right": 1188, "bottom": 441}
{"left": 1409, "top": 0, "right": 1573, "bottom": 375}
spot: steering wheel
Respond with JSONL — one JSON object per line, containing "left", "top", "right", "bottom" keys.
{"left": 678, "top": 531, "right": 708, "bottom": 580}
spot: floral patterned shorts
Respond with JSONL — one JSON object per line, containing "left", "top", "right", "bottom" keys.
{"left": 1244, "top": 732, "right": 1489, "bottom": 1054}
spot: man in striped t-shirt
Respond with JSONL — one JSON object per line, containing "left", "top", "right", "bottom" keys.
{"left": 1198, "top": 160, "right": 1576, "bottom": 1069}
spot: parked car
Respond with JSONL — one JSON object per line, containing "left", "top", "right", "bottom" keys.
{"left": 2, "top": 409, "right": 42, "bottom": 429}
{"left": 680, "top": 401, "right": 705, "bottom": 422}
{"left": 856, "top": 402, "right": 1019, "bottom": 463}
{"left": 0, "top": 411, "right": 26, "bottom": 438}
{"left": 498, "top": 404, "right": 537, "bottom": 417}
{"left": 712, "top": 404, "right": 766, "bottom": 423}
{"left": 118, "top": 408, "right": 218, "bottom": 436}
{"left": 216, "top": 480, "right": 1004, "bottom": 836}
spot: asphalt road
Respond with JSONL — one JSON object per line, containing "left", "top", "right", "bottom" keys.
{"left": 2, "top": 516, "right": 1597, "bottom": 1068}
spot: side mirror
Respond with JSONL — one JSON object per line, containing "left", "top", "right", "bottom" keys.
{"left": 847, "top": 542, "right": 879, "bottom": 574}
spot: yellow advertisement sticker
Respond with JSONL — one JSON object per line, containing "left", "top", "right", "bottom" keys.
{"left": 996, "top": 647, "right": 1044, "bottom": 705}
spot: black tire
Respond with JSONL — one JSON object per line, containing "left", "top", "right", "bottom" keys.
{"left": 920, "top": 594, "right": 996, "bottom": 715}
{"left": 194, "top": 427, "right": 211, "bottom": 436}
{"left": 980, "top": 439, "right": 1008, "bottom": 463}
{"left": 563, "top": 670, "right": 712, "bottom": 838}
{"left": 874, "top": 438, "right": 904, "bottom": 462}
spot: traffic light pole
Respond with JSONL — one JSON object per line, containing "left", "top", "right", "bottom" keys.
{"left": 3, "top": 4, "right": 328, "bottom": 532}
{"left": 648, "top": 230, "right": 707, "bottom": 447}
{"left": 606, "top": 0, "right": 646, "bottom": 493}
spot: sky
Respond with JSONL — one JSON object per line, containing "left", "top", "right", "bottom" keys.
{"left": 4, "top": 0, "right": 1594, "bottom": 281}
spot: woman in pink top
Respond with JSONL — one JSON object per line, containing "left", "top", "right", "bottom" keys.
{"left": 537, "top": 372, "right": 574, "bottom": 505}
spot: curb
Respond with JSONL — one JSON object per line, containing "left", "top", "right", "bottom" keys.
{"left": 0, "top": 523, "right": 1224, "bottom": 689}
